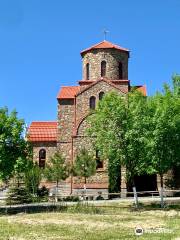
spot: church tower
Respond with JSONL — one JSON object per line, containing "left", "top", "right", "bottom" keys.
{"left": 79, "top": 40, "right": 130, "bottom": 92}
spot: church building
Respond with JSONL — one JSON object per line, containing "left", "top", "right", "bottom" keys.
{"left": 28, "top": 40, "right": 147, "bottom": 196}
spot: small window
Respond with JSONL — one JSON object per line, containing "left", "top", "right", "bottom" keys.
{"left": 39, "top": 149, "right": 46, "bottom": 168}
{"left": 99, "top": 92, "right": 105, "bottom": 100}
{"left": 96, "top": 150, "right": 103, "bottom": 169}
{"left": 101, "top": 61, "right": 106, "bottom": 77}
{"left": 119, "top": 62, "right": 123, "bottom": 79}
{"left": 86, "top": 63, "right": 90, "bottom": 80}
{"left": 89, "top": 96, "right": 96, "bottom": 110}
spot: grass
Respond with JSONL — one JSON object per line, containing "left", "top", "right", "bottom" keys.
{"left": 0, "top": 202, "right": 179, "bottom": 240}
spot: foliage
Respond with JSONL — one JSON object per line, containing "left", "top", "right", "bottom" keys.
{"left": 24, "top": 160, "right": 42, "bottom": 195}
{"left": 6, "top": 186, "right": 32, "bottom": 205}
{"left": 37, "top": 186, "right": 49, "bottom": 198}
{"left": 88, "top": 91, "right": 151, "bottom": 190}
{"left": 172, "top": 73, "right": 180, "bottom": 96}
{"left": 62, "top": 195, "right": 80, "bottom": 202}
{"left": 148, "top": 78, "right": 180, "bottom": 187}
{"left": 89, "top": 75, "right": 180, "bottom": 191}
{"left": 45, "top": 152, "right": 69, "bottom": 188}
{"left": 13, "top": 157, "right": 28, "bottom": 188}
{"left": 0, "top": 107, "right": 30, "bottom": 180}
{"left": 73, "top": 148, "right": 96, "bottom": 184}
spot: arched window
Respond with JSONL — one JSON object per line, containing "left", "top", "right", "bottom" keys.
{"left": 99, "top": 92, "right": 105, "bottom": 100}
{"left": 101, "top": 61, "right": 106, "bottom": 77}
{"left": 86, "top": 63, "right": 90, "bottom": 80}
{"left": 39, "top": 149, "right": 46, "bottom": 168}
{"left": 96, "top": 150, "right": 103, "bottom": 169}
{"left": 89, "top": 96, "right": 96, "bottom": 110}
{"left": 119, "top": 62, "right": 123, "bottom": 79}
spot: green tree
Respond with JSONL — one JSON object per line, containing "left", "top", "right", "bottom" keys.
{"left": 88, "top": 91, "right": 152, "bottom": 192}
{"left": 149, "top": 81, "right": 180, "bottom": 189}
{"left": 45, "top": 152, "right": 69, "bottom": 200}
{"left": 172, "top": 73, "right": 180, "bottom": 96}
{"left": 24, "top": 160, "right": 42, "bottom": 196}
{"left": 0, "top": 107, "right": 28, "bottom": 181}
{"left": 13, "top": 157, "right": 28, "bottom": 188}
{"left": 73, "top": 148, "right": 96, "bottom": 188}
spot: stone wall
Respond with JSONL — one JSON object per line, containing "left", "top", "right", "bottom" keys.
{"left": 57, "top": 99, "right": 74, "bottom": 142}
{"left": 76, "top": 80, "right": 125, "bottom": 124}
{"left": 73, "top": 135, "right": 108, "bottom": 186}
{"left": 82, "top": 49, "right": 129, "bottom": 80}
{"left": 57, "top": 142, "right": 72, "bottom": 163}
{"left": 32, "top": 142, "right": 57, "bottom": 164}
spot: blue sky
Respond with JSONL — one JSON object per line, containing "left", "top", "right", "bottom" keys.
{"left": 0, "top": 0, "right": 180, "bottom": 125}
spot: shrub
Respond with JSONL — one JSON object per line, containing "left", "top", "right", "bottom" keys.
{"left": 37, "top": 186, "right": 49, "bottom": 198}
{"left": 62, "top": 196, "right": 80, "bottom": 202}
{"left": 6, "top": 186, "right": 32, "bottom": 205}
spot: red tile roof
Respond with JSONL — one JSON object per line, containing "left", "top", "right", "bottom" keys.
{"left": 57, "top": 86, "right": 80, "bottom": 99}
{"left": 133, "top": 85, "right": 147, "bottom": 96}
{"left": 81, "top": 40, "right": 129, "bottom": 55}
{"left": 28, "top": 121, "right": 57, "bottom": 142}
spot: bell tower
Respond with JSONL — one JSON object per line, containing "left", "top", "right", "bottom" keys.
{"left": 79, "top": 40, "right": 130, "bottom": 90}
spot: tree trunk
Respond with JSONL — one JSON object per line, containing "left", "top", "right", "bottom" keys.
{"left": 133, "top": 186, "right": 139, "bottom": 208}
{"left": 84, "top": 177, "right": 87, "bottom": 200}
{"left": 160, "top": 174, "right": 164, "bottom": 208}
{"left": 55, "top": 180, "right": 59, "bottom": 203}
{"left": 160, "top": 174, "right": 164, "bottom": 188}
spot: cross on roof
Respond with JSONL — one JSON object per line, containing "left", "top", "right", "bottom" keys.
{"left": 103, "top": 29, "right": 109, "bottom": 40}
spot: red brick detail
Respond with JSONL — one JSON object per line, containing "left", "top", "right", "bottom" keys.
{"left": 28, "top": 121, "right": 57, "bottom": 142}
{"left": 76, "top": 78, "right": 128, "bottom": 97}
{"left": 57, "top": 86, "right": 80, "bottom": 99}
{"left": 81, "top": 40, "right": 129, "bottom": 56}
{"left": 79, "top": 79, "right": 130, "bottom": 86}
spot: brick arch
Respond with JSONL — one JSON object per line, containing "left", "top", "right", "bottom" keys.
{"left": 75, "top": 112, "right": 94, "bottom": 136}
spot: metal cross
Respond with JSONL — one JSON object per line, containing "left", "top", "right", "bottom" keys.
{"left": 103, "top": 29, "right": 109, "bottom": 40}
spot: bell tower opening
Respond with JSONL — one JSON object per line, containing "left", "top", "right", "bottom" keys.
{"left": 101, "top": 61, "right": 106, "bottom": 77}
{"left": 119, "top": 62, "right": 123, "bottom": 79}
{"left": 86, "top": 63, "right": 90, "bottom": 80}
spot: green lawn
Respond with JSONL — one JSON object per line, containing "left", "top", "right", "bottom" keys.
{"left": 0, "top": 203, "right": 179, "bottom": 240}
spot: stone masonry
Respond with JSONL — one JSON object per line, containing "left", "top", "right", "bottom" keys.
{"left": 29, "top": 40, "right": 151, "bottom": 196}
{"left": 82, "top": 49, "right": 129, "bottom": 80}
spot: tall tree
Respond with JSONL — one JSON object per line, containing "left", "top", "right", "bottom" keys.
{"left": 45, "top": 152, "right": 69, "bottom": 201}
{"left": 73, "top": 148, "right": 96, "bottom": 189}
{"left": 0, "top": 107, "right": 28, "bottom": 181}
{"left": 88, "top": 91, "right": 151, "bottom": 192}
{"left": 24, "top": 160, "right": 42, "bottom": 196}
{"left": 149, "top": 81, "right": 180, "bottom": 189}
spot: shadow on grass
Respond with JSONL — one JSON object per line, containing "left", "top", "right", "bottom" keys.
{"left": 130, "top": 202, "right": 180, "bottom": 211}
{"left": 0, "top": 202, "right": 104, "bottom": 215}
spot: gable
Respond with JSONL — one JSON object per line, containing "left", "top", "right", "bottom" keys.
{"left": 76, "top": 79, "right": 127, "bottom": 97}
{"left": 75, "top": 80, "right": 126, "bottom": 124}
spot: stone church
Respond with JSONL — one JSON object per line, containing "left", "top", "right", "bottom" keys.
{"left": 28, "top": 40, "right": 148, "bottom": 196}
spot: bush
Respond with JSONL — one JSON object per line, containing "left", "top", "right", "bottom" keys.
{"left": 6, "top": 186, "right": 32, "bottom": 205}
{"left": 37, "top": 186, "right": 49, "bottom": 198}
{"left": 62, "top": 196, "right": 80, "bottom": 202}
